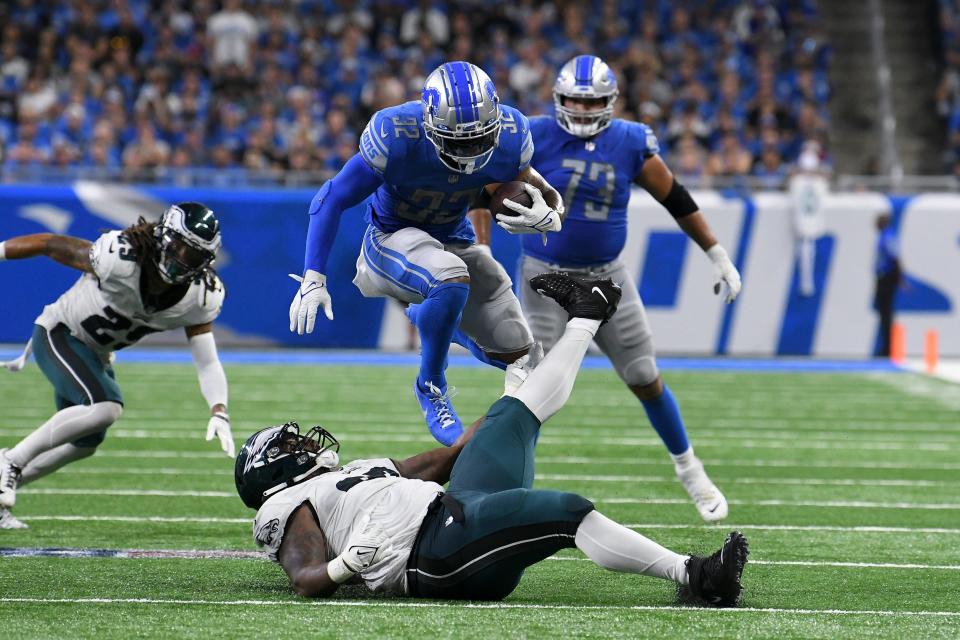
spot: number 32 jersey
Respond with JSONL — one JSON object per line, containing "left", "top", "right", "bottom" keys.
{"left": 358, "top": 100, "right": 534, "bottom": 244}
{"left": 253, "top": 458, "right": 442, "bottom": 594}
{"left": 523, "top": 116, "right": 660, "bottom": 267}
{"left": 35, "top": 230, "right": 225, "bottom": 357}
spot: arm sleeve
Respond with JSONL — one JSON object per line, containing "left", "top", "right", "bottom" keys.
{"left": 303, "top": 153, "right": 383, "bottom": 274}
{"left": 189, "top": 331, "right": 228, "bottom": 409}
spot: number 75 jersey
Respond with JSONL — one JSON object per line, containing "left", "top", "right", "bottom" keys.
{"left": 35, "top": 230, "right": 225, "bottom": 357}
{"left": 522, "top": 116, "right": 660, "bottom": 267}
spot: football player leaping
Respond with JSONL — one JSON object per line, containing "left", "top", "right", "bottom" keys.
{"left": 238, "top": 273, "right": 748, "bottom": 604}
{"left": 289, "top": 61, "right": 565, "bottom": 447}
{"left": 497, "top": 56, "right": 742, "bottom": 522}
{"left": 0, "top": 203, "right": 234, "bottom": 529}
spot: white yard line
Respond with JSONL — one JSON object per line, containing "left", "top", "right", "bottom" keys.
{"left": 544, "top": 557, "right": 960, "bottom": 571}
{"left": 0, "top": 429, "right": 952, "bottom": 451}
{"left": 17, "top": 488, "right": 960, "bottom": 510}
{"left": 18, "top": 515, "right": 249, "bottom": 524}
{"left": 0, "top": 597, "right": 957, "bottom": 617}
{"left": 84, "top": 450, "right": 960, "bottom": 471}
{"left": 14, "top": 515, "right": 960, "bottom": 536}
{"left": 54, "top": 467, "right": 960, "bottom": 489}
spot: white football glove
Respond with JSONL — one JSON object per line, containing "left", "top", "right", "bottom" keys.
{"left": 340, "top": 516, "right": 392, "bottom": 573}
{"left": 288, "top": 269, "right": 334, "bottom": 335}
{"left": 1, "top": 338, "right": 32, "bottom": 372}
{"left": 205, "top": 411, "right": 235, "bottom": 458}
{"left": 495, "top": 183, "right": 563, "bottom": 235}
{"left": 707, "top": 244, "right": 742, "bottom": 304}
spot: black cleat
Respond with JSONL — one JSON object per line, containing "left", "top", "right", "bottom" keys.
{"left": 679, "top": 530, "right": 749, "bottom": 608}
{"left": 529, "top": 273, "right": 622, "bottom": 323}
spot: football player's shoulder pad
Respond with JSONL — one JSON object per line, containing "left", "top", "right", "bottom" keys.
{"left": 89, "top": 230, "right": 137, "bottom": 282}
{"left": 499, "top": 105, "right": 534, "bottom": 170}
{"left": 358, "top": 101, "right": 420, "bottom": 175}
{"left": 619, "top": 119, "right": 660, "bottom": 158}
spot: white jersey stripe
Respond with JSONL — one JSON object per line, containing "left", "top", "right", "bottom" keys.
{"left": 44, "top": 326, "right": 93, "bottom": 404}
{"left": 408, "top": 532, "right": 577, "bottom": 580}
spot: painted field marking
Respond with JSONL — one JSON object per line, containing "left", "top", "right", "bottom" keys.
{"left": 84, "top": 450, "right": 960, "bottom": 472}
{"left": 0, "top": 429, "right": 952, "bottom": 451}
{"left": 17, "top": 488, "right": 960, "bottom": 510}
{"left": 52, "top": 467, "right": 960, "bottom": 489}
{"left": 13, "top": 516, "right": 960, "bottom": 537}
{"left": 543, "top": 557, "right": 960, "bottom": 571}
{"left": 0, "top": 597, "right": 957, "bottom": 617}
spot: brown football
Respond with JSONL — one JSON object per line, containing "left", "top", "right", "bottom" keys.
{"left": 488, "top": 181, "right": 534, "bottom": 217}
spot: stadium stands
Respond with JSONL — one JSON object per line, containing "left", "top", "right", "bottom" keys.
{"left": 0, "top": 0, "right": 829, "bottom": 186}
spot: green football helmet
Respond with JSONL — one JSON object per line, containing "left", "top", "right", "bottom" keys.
{"left": 234, "top": 422, "right": 341, "bottom": 510}
{"left": 154, "top": 202, "right": 221, "bottom": 284}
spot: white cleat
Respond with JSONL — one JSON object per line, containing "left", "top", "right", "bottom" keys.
{"left": 0, "top": 449, "right": 22, "bottom": 508}
{"left": 676, "top": 458, "right": 728, "bottom": 523}
{"left": 0, "top": 507, "right": 28, "bottom": 529}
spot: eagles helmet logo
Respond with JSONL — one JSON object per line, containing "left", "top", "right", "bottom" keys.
{"left": 154, "top": 202, "right": 222, "bottom": 284}
{"left": 235, "top": 422, "right": 341, "bottom": 509}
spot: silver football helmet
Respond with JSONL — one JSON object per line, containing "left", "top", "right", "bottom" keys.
{"left": 421, "top": 61, "right": 502, "bottom": 174}
{"left": 554, "top": 55, "right": 619, "bottom": 138}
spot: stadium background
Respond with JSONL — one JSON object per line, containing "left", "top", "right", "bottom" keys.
{"left": 2, "top": 2, "right": 960, "bottom": 638}
{"left": 1, "top": 0, "right": 955, "bottom": 358}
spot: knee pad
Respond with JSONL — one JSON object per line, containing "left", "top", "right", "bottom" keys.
{"left": 90, "top": 401, "right": 124, "bottom": 429}
{"left": 619, "top": 354, "right": 659, "bottom": 387}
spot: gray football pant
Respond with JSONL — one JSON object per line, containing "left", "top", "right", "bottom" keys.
{"left": 519, "top": 255, "right": 659, "bottom": 387}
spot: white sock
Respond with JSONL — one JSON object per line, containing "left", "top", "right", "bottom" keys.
{"left": 670, "top": 446, "right": 696, "bottom": 470}
{"left": 7, "top": 402, "right": 122, "bottom": 468}
{"left": 510, "top": 318, "right": 601, "bottom": 422}
{"left": 20, "top": 444, "right": 98, "bottom": 485}
{"left": 575, "top": 510, "right": 689, "bottom": 584}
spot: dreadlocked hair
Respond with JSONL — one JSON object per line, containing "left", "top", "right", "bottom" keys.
{"left": 121, "top": 216, "right": 159, "bottom": 269}
{"left": 122, "top": 216, "right": 220, "bottom": 292}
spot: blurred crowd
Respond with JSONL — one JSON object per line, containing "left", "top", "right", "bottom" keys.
{"left": 0, "top": 0, "right": 830, "bottom": 186}
{"left": 937, "top": 0, "right": 960, "bottom": 175}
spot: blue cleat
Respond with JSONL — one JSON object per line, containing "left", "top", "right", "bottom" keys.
{"left": 415, "top": 379, "right": 463, "bottom": 446}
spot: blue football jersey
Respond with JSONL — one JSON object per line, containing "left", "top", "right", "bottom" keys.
{"left": 358, "top": 101, "right": 534, "bottom": 244}
{"left": 523, "top": 116, "right": 660, "bottom": 266}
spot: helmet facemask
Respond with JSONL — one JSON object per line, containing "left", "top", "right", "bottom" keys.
{"left": 553, "top": 55, "right": 619, "bottom": 138}
{"left": 153, "top": 203, "right": 221, "bottom": 284}
{"left": 236, "top": 422, "right": 341, "bottom": 509}
{"left": 554, "top": 91, "right": 617, "bottom": 138}
{"left": 423, "top": 117, "right": 502, "bottom": 174}
{"left": 421, "top": 61, "right": 503, "bottom": 175}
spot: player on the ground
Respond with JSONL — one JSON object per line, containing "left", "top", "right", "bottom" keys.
{"left": 0, "top": 203, "right": 234, "bottom": 529}
{"left": 288, "top": 61, "right": 565, "bottom": 447}
{"left": 493, "top": 55, "right": 742, "bottom": 522}
{"left": 238, "top": 273, "right": 748, "bottom": 605}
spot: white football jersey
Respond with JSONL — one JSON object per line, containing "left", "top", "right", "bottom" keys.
{"left": 35, "top": 230, "right": 225, "bottom": 357}
{"left": 789, "top": 173, "right": 828, "bottom": 238}
{"left": 253, "top": 458, "right": 442, "bottom": 594}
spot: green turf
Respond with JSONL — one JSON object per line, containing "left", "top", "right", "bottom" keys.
{"left": 1, "top": 362, "right": 959, "bottom": 639}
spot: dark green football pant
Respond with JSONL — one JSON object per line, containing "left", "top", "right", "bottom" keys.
{"left": 406, "top": 396, "right": 595, "bottom": 600}
{"left": 32, "top": 323, "right": 122, "bottom": 448}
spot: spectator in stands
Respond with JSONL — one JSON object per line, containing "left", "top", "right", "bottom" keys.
{"left": 207, "top": 0, "right": 258, "bottom": 75}
{"left": 0, "top": 0, "right": 830, "bottom": 185}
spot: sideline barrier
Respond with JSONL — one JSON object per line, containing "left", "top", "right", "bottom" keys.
{"left": 1, "top": 183, "right": 956, "bottom": 357}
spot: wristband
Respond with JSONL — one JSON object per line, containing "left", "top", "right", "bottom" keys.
{"left": 0, "top": 241, "right": 6, "bottom": 261}
{"left": 212, "top": 411, "right": 230, "bottom": 422}
{"left": 326, "top": 555, "right": 357, "bottom": 584}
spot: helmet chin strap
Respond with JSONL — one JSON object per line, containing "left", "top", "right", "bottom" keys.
{"left": 261, "top": 449, "right": 341, "bottom": 501}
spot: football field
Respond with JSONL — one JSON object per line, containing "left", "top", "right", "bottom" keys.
{"left": 1, "top": 357, "right": 959, "bottom": 639}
